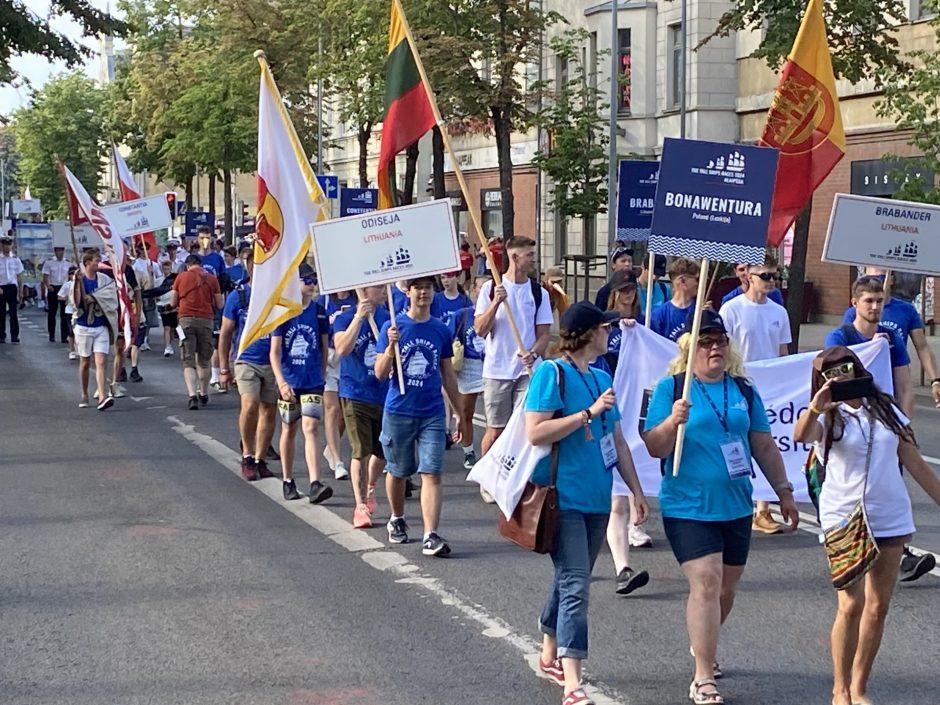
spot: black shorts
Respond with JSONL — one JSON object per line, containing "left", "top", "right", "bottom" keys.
{"left": 662, "top": 515, "right": 752, "bottom": 566}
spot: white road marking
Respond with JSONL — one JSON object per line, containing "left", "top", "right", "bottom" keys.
{"left": 921, "top": 454, "right": 940, "bottom": 466}
{"left": 167, "top": 414, "right": 628, "bottom": 705}
{"left": 130, "top": 396, "right": 153, "bottom": 402}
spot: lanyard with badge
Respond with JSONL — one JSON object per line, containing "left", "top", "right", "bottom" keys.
{"left": 564, "top": 355, "right": 618, "bottom": 472}
{"left": 694, "top": 374, "right": 753, "bottom": 479}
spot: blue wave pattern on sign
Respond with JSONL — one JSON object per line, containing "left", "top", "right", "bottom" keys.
{"left": 617, "top": 227, "right": 652, "bottom": 240}
{"left": 648, "top": 235, "right": 765, "bottom": 266}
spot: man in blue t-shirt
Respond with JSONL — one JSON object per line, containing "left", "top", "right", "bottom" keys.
{"left": 72, "top": 250, "right": 117, "bottom": 411}
{"left": 318, "top": 289, "right": 357, "bottom": 482}
{"left": 650, "top": 257, "right": 700, "bottom": 341}
{"left": 194, "top": 226, "right": 225, "bottom": 278}
{"left": 270, "top": 263, "right": 332, "bottom": 505}
{"left": 375, "top": 276, "right": 465, "bottom": 556}
{"left": 840, "top": 269, "right": 940, "bottom": 407}
{"left": 217, "top": 248, "right": 277, "bottom": 483}
{"left": 721, "top": 262, "right": 784, "bottom": 307}
{"left": 334, "top": 285, "right": 391, "bottom": 529}
{"left": 825, "top": 276, "right": 913, "bottom": 415}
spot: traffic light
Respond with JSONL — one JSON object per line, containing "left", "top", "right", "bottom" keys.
{"left": 165, "top": 192, "right": 177, "bottom": 219}
{"left": 238, "top": 199, "right": 248, "bottom": 225}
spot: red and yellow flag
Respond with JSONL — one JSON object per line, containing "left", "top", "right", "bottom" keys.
{"left": 760, "top": 0, "right": 845, "bottom": 246}
{"left": 377, "top": 0, "right": 436, "bottom": 209}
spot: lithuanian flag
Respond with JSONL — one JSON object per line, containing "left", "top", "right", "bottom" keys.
{"left": 760, "top": 0, "right": 845, "bottom": 246}
{"left": 378, "top": 0, "right": 436, "bottom": 209}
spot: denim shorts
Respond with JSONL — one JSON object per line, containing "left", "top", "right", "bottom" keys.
{"left": 380, "top": 412, "right": 446, "bottom": 478}
{"left": 662, "top": 515, "right": 753, "bottom": 566}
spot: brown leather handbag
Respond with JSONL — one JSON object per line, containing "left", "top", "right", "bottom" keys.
{"left": 497, "top": 362, "right": 564, "bottom": 554}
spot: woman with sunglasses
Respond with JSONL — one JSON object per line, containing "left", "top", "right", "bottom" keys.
{"left": 794, "top": 346, "right": 940, "bottom": 705}
{"left": 643, "top": 310, "right": 798, "bottom": 705}
{"left": 527, "top": 301, "right": 648, "bottom": 705}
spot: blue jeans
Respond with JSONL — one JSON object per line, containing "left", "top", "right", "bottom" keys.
{"left": 380, "top": 412, "right": 446, "bottom": 478}
{"left": 538, "top": 510, "right": 609, "bottom": 659}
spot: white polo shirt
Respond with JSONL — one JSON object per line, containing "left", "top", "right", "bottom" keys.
{"left": 0, "top": 253, "right": 24, "bottom": 286}
{"left": 42, "top": 258, "right": 72, "bottom": 287}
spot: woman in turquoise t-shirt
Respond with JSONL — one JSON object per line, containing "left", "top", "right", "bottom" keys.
{"left": 525, "top": 301, "right": 649, "bottom": 705}
{"left": 643, "top": 310, "right": 798, "bottom": 705}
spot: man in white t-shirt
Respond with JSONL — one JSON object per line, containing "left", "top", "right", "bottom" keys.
{"left": 718, "top": 254, "right": 791, "bottom": 535}
{"left": 474, "top": 236, "right": 552, "bottom": 500}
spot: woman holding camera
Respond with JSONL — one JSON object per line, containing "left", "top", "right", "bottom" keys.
{"left": 794, "top": 346, "right": 940, "bottom": 705}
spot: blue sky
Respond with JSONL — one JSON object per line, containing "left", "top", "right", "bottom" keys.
{"left": 1, "top": 0, "right": 120, "bottom": 117}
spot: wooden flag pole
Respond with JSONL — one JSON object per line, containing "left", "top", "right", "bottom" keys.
{"left": 644, "top": 250, "right": 655, "bottom": 324}
{"left": 672, "top": 256, "right": 710, "bottom": 476}
{"left": 356, "top": 288, "right": 381, "bottom": 339}
{"left": 385, "top": 283, "right": 406, "bottom": 395}
{"left": 883, "top": 269, "right": 893, "bottom": 300}
{"left": 391, "top": 0, "right": 528, "bottom": 364}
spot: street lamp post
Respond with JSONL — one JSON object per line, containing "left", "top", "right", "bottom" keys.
{"left": 607, "top": 0, "right": 620, "bottom": 247}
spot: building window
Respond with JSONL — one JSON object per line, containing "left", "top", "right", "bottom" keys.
{"left": 918, "top": 0, "right": 937, "bottom": 19}
{"left": 618, "top": 28, "right": 631, "bottom": 114}
{"left": 481, "top": 188, "right": 504, "bottom": 240}
{"left": 667, "top": 23, "right": 682, "bottom": 110}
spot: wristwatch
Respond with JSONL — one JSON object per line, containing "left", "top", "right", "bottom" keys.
{"left": 773, "top": 481, "right": 794, "bottom": 494}
{"left": 931, "top": 378, "right": 940, "bottom": 386}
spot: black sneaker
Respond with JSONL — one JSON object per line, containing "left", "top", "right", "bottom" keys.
{"left": 256, "top": 459, "right": 276, "bottom": 479}
{"left": 11, "top": 338, "right": 19, "bottom": 344}
{"left": 900, "top": 548, "right": 936, "bottom": 582}
{"left": 96, "top": 395, "right": 115, "bottom": 411}
{"left": 118, "top": 368, "right": 127, "bottom": 382}
{"left": 283, "top": 479, "right": 301, "bottom": 500}
{"left": 187, "top": 396, "right": 199, "bottom": 410}
{"left": 387, "top": 517, "right": 409, "bottom": 544}
{"left": 422, "top": 531, "right": 451, "bottom": 557}
{"left": 405, "top": 478, "right": 415, "bottom": 498}
{"left": 615, "top": 567, "right": 650, "bottom": 596}
{"left": 266, "top": 444, "right": 280, "bottom": 460}
{"left": 241, "top": 456, "right": 259, "bottom": 482}
{"left": 130, "top": 368, "right": 143, "bottom": 383}
{"left": 198, "top": 393, "right": 208, "bottom": 406}
{"left": 308, "top": 481, "right": 334, "bottom": 505}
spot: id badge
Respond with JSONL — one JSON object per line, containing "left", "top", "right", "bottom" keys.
{"left": 720, "top": 434, "right": 752, "bottom": 479}
{"left": 600, "top": 433, "right": 617, "bottom": 471}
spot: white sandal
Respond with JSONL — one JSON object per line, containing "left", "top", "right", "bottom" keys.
{"left": 689, "top": 678, "right": 724, "bottom": 705}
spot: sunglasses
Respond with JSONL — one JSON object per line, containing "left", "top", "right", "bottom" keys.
{"left": 697, "top": 335, "right": 729, "bottom": 349}
{"left": 822, "top": 361, "right": 854, "bottom": 380}
{"left": 302, "top": 277, "right": 318, "bottom": 286}
{"left": 750, "top": 271, "right": 776, "bottom": 281}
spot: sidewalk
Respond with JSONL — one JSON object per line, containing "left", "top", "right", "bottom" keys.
{"left": 796, "top": 322, "right": 939, "bottom": 401}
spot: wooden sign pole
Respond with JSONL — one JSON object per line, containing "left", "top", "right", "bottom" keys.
{"left": 644, "top": 250, "right": 655, "bottom": 324}
{"left": 385, "top": 283, "right": 406, "bottom": 395}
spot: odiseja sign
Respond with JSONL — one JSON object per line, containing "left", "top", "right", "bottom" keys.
{"left": 650, "top": 138, "right": 779, "bottom": 265}
{"left": 310, "top": 199, "right": 460, "bottom": 294}
{"left": 822, "top": 193, "right": 940, "bottom": 276}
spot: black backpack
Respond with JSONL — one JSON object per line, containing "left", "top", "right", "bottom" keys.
{"left": 487, "top": 277, "right": 543, "bottom": 331}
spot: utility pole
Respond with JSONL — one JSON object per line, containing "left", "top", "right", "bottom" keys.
{"left": 0, "top": 158, "right": 6, "bottom": 230}
{"left": 606, "top": 0, "right": 619, "bottom": 247}
{"left": 317, "top": 36, "right": 324, "bottom": 174}
{"left": 535, "top": 0, "right": 544, "bottom": 272}
{"left": 679, "top": 0, "right": 688, "bottom": 138}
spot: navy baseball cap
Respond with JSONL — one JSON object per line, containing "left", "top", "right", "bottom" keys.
{"left": 560, "top": 301, "right": 620, "bottom": 336}
{"left": 682, "top": 309, "right": 726, "bottom": 337}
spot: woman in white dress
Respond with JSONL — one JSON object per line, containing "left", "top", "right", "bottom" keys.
{"left": 794, "top": 346, "right": 940, "bottom": 705}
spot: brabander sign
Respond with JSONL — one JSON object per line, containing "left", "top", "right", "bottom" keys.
{"left": 822, "top": 193, "right": 940, "bottom": 276}
{"left": 309, "top": 199, "right": 460, "bottom": 293}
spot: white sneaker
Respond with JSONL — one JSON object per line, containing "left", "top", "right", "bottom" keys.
{"left": 163, "top": 345, "right": 173, "bottom": 358}
{"left": 111, "top": 384, "right": 127, "bottom": 399}
{"left": 140, "top": 342, "right": 151, "bottom": 352}
{"left": 93, "top": 390, "right": 99, "bottom": 400}
{"left": 323, "top": 446, "right": 336, "bottom": 471}
{"left": 480, "top": 487, "right": 497, "bottom": 504}
{"left": 68, "top": 352, "right": 77, "bottom": 361}
{"left": 334, "top": 461, "right": 349, "bottom": 481}
{"left": 629, "top": 524, "right": 653, "bottom": 548}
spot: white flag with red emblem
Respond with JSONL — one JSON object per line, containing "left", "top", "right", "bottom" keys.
{"left": 61, "top": 163, "right": 135, "bottom": 342}
{"left": 112, "top": 144, "right": 158, "bottom": 261}
{"left": 239, "top": 55, "right": 329, "bottom": 354}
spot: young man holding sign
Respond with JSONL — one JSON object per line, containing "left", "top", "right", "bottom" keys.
{"left": 375, "top": 276, "right": 466, "bottom": 557}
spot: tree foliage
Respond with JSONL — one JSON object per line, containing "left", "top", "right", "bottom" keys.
{"left": 0, "top": 127, "right": 21, "bottom": 210}
{"left": 0, "top": 0, "right": 127, "bottom": 85}
{"left": 10, "top": 71, "right": 106, "bottom": 218}
{"left": 705, "top": 0, "right": 908, "bottom": 85}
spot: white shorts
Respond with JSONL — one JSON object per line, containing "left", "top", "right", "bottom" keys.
{"left": 74, "top": 324, "right": 110, "bottom": 357}
{"left": 325, "top": 348, "right": 340, "bottom": 393}
{"left": 457, "top": 357, "right": 484, "bottom": 396}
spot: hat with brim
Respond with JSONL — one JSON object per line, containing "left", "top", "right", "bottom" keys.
{"left": 682, "top": 309, "right": 726, "bottom": 337}
{"left": 608, "top": 269, "right": 638, "bottom": 292}
{"left": 560, "top": 301, "right": 620, "bottom": 336}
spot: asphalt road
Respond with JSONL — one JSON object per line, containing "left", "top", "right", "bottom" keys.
{"left": 1, "top": 307, "right": 938, "bottom": 705}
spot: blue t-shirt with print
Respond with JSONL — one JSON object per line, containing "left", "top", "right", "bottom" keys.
{"left": 222, "top": 285, "right": 271, "bottom": 364}
{"left": 199, "top": 252, "right": 226, "bottom": 278}
{"left": 825, "top": 323, "right": 910, "bottom": 368}
{"left": 273, "top": 301, "right": 328, "bottom": 390}
{"left": 225, "top": 263, "right": 247, "bottom": 286}
{"left": 333, "top": 306, "right": 391, "bottom": 405}
{"left": 76, "top": 276, "right": 106, "bottom": 327}
{"left": 645, "top": 373, "right": 771, "bottom": 521}
{"left": 377, "top": 314, "right": 452, "bottom": 417}
{"left": 447, "top": 306, "right": 485, "bottom": 362}
{"left": 840, "top": 298, "right": 924, "bottom": 347}
{"left": 650, "top": 301, "right": 694, "bottom": 341}
{"left": 319, "top": 292, "right": 357, "bottom": 348}
{"left": 433, "top": 290, "right": 473, "bottom": 326}
{"left": 638, "top": 280, "right": 672, "bottom": 313}
{"left": 527, "top": 360, "right": 622, "bottom": 514}
{"left": 721, "top": 285, "right": 784, "bottom": 307}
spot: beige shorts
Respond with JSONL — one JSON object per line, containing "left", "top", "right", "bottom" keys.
{"left": 179, "top": 316, "right": 214, "bottom": 369}
{"left": 482, "top": 375, "right": 530, "bottom": 428}
{"left": 234, "top": 361, "right": 278, "bottom": 404}
{"left": 325, "top": 348, "right": 340, "bottom": 393}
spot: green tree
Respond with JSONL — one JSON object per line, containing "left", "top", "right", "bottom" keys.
{"left": 0, "top": 1, "right": 126, "bottom": 85}
{"left": 532, "top": 30, "right": 610, "bottom": 245}
{"left": 11, "top": 72, "right": 106, "bottom": 218}
{"left": 0, "top": 127, "right": 21, "bottom": 214}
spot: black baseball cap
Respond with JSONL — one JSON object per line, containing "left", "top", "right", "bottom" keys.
{"left": 559, "top": 301, "right": 620, "bottom": 336}
{"left": 298, "top": 262, "right": 316, "bottom": 280}
{"left": 682, "top": 309, "right": 726, "bottom": 337}
{"left": 609, "top": 244, "right": 633, "bottom": 264}
{"left": 608, "top": 269, "right": 638, "bottom": 292}
{"left": 407, "top": 275, "right": 436, "bottom": 288}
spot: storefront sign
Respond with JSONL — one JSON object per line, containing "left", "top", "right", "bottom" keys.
{"left": 649, "top": 138, "right": 779, "bottom": 264}
{"left": 822, "top": 193, "right": 940, "bottom": 276}
{"left": 850, "top": 158, "right": 934, "bottom": 197}
{"left": 616, "top": 159, "right": 658, "bottom": 241}
{"left": 310, "top": 199, "right": 460, "bottom": 293}
{"left": 443, "top": 141, "right": 538, "bottom": 172}
{"left": 339, "top": 188, "right": 379, "bottom": 217}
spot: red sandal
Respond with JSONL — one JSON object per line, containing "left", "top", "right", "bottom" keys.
{"left": 562, "top": 688, "right": 595, "bottom": 705}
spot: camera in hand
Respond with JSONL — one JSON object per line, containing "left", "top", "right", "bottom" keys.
{"left": 830, "top": 376, "right": 875, "bottom": 402}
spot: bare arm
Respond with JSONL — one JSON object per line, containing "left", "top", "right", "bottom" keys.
{"left": 269, "top": 335, "right": 291, "bottom": 398}
{"left": 893, "top": 364, "right": 914, "bottom": 418}
{"left": 217, "top": 317, "right": 235, "bottom": 371}
{"left": 899, "top": 439, "right": 940, "bottom": 507}
{"left": 170, "top": 289, "right": 179, "bottom": 308}
{"left": 910, "top": 328, "right": 940, "bottom": 406}
{"left": 214, "top": 293, "right": 224, "bottom": 310}
{"left": 333, "top": 321, "right": 361, "bottom": 357}
{"left": 779, "top": 344, "right": 790, "bottom": 357}
{"left": 642, "top": 399, "right": 689, "bottom": 458}
{"left": 531, "top": 323, "right": 551, "bottom": 358}
{"left": 750, "top": 431, "right": 789, "bottom": 491}
{"left": 320, "top": 333, "right": 329, "bottom": 380}
{"left": 374, "top": 324, "right": 396, "bottom": 380}
{"left": 525, "top": 388, "right": 614, "bottom": 446}
{"left": 474, "top": 284, "right": 505, "bottom": 338}
{"left": 613, "top": 425, "right": 647, "bottom": 510}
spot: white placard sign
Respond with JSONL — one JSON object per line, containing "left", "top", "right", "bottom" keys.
{"left": 101, "top": 193, "right": 173, "bottom": 238}
{"left": 12, "top": 198, "right": 41, "bottom": 214}
{"left": 310, "top": 199, "right": 460, "bottom": 293}
{"left": 823, "top": 193, "right": 940, "bottom": 276}
{"left": 50, "top": 220, "right": 97, "bottom": 249}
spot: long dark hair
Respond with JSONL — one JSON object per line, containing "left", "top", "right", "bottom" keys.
{"left": 811, "top": 346, "right": 916, "bottom": 466}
